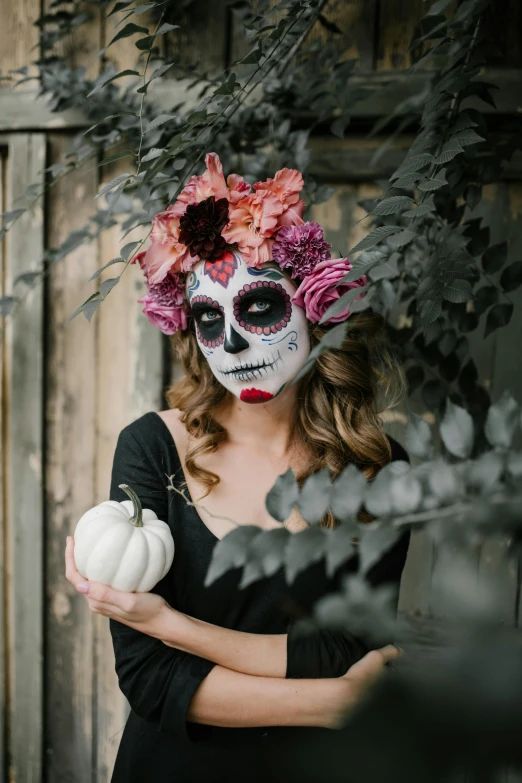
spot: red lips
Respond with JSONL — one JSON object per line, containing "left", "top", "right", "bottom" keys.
{"left": 240, "top": 388, "right": 274, "bottom": 404}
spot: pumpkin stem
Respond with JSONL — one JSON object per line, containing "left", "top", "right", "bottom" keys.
{"left": 119, "top": 484, "right": 144, "bottom": 527}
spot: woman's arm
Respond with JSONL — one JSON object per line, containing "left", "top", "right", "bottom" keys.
{"left": 160, "top": 609, "right": 288, "bottom": 677}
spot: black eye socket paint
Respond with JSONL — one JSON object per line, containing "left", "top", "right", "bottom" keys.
{"left": 190, "top": 295, "right": 225, "bottom": 347}
{"left": 232, "top": 281, "right": 292, "bottom": 335}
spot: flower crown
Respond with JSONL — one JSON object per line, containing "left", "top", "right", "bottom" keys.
{"left": 132, "top": 152, "right": 367, "bottom": 335}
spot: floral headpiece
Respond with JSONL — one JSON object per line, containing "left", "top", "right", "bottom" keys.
{"left": 132, "top": 152, "right": 366, "bottom": 335}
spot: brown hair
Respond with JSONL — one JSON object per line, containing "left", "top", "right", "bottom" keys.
{"left": 165, "top": 310, "right": 406, "bottom": 529}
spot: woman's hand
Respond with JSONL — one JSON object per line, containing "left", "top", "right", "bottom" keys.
{"left": 64, "top": 536, "right": 169, "bottom": 638}
{"left": 326, "top": 644, "right": 403, "bottom": 729}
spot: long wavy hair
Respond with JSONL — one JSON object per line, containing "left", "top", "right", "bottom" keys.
{"left": 166, "top": 309, "right": 407, "bottom": 529}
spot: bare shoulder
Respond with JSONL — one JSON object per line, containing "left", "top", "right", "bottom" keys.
{"left": 156, "top": 408, "right": 189, "bottom": 451}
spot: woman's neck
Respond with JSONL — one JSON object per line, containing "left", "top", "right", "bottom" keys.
{"left": 215, "top": 384, "right": 300, "bottom": 458}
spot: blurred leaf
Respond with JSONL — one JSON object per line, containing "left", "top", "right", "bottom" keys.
{"left": 405, "top": 414, "right": 434, "bottom": 460}
{"left": 482, "top": 242, "right": 507, "bottom": 274}
{"left": 265, "top": 469, "right": 299, "bottom": 523}
{"left": 87, "top": 69, "right": 139, "bottom": 97}
{"left": 285, "top": 527, "right": 326, "bottom": 583}
{"left": 428, "top": 458, "right": 460, "bottom": 501}
{"left": 485, "top": 303, "right": 513, "bottom": 338}
{"left": 484, "top": 391, "right": 519, "bottom": 449}
{"left": 500, "top": 261, "right": 522, "bottom": 293}
{"left": 89, "top": 257, "right": 124, "bottom": 281}
{"left": 440, "top": 398, "right": 474, "bottom": 458}
{"left": 106, "top": 22, "right": 149, "bottom": 50}
{"left": 441, "top": 279, "right": 473, "bottom": 303}
{"left": 325, "top": 521, "right": 357, "bottom": 577}
{"left": 359, "top": 525, "right": 401, "bottom": 575}
{"left": 239, "top": 528, "right": 289, "bottom": 588}
{"left": 205, "top": 526, "right": 260, "bottom": 586}
{"left": 297, "top": 467, "right": 332, "bottom": 525}
{"left": 330, "top": 464, "right": 367, "bottom": 522}
{"left": 95, "top": 173, "right": 132, "bottom": 200}
{"left": 0, "top": 295, "right": 15, "bottom": 315}
{"left": 468, "top": 451, "right": 504, "bottom": 493}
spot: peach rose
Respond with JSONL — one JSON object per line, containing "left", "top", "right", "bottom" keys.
{"left": 222, "top": 190, "right": 284, "bottom": 266}
{"left": 170, "top": 152, "right": 251, "bottom": 217}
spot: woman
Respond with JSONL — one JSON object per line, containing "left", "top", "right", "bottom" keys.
{"left": 65, "top": 154, "right": 409, "bottom": 782}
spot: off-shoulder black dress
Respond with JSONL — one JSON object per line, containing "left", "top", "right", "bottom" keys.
{"left": 108, "top": 411, "right": 410, "bottom": 783}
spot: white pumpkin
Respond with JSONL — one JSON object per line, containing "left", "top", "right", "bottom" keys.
{"left": 73, "top": 483, "right": 174, "bottom": 592}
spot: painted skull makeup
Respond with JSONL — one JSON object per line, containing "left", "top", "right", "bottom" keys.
{"left": 186, "top": 251, "right": 311, "bottom": 403}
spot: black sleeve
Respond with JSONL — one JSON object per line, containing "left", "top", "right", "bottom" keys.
{"left": 108, "top": 425, "right": 216, "bottom": 741}
{"left": 286, "top": 435, "right": 411, "bottom": 679}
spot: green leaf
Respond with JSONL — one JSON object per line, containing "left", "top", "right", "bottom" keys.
{"left": 144, "top": 114, "right": 176, "bottom": 133}
{"left": 404, "top": 413, "right": 434, "bottom": 460}
{"left": 292, "top": 323, "right": 349, "bottom": 383}
{"left": 297, "top": 468, "right": 332, "bottom": 525}
{"left": 500, "top": 261, "right": 522, "bottom": 293}
{"left": 330, "top": 465, "right": 367, "bottom": 522}
{"left": 265, "top": 469, "right": 299, "bottom": 523}
{"left": 285, "top": 528, "right": 326, "bottom": 583}
{"left": 83, "top": 112, "right": 138, "bottom": 136}
{"left": 135, "top": 36, "right": 155, "bottom": 51}
{"left": 319, "top": 285, "right": 367, "bottom": 324}
{"left": 464, "top": 184, "right": 481, "bottom": 211}
{"left": 150, "top": 62, "right": 174, "bottom": 81}
{"left": 484, "top": 391, "right": 519, "bottom": 449}
{"left": 133, "top": 3, "right": 156, "bottom": 14}
{"left": 98, "top": 150, "right": 134, "bottom": 167}
{"left": 330, "top": 115, "right": 350, "bottom": 139}
{"left": 440, "top": 398, "right": 474, "bottom": 459}
{"left": 325, "top": 522, "right": 357, "bottom": 577}
{"left": 359, "top": 525, "right": 401, "bottom": 574}
{"left": 95, "top": 173, "right": 132, "bottom": 200}
{"left": 426, "top": 0, "right": 454, "bottom": 14}
{"left": 473, "top": 285, "right": 497, "bottom": 317}
{"left": 0, "top": 295, "right": 15, "bottom": 316}
{"left": 441, "top": 279, "right": 473, "bottom": 303}
{"left": 141, "top": 147, "right": 165, "bottom": 162}
{"left": 435, "top": 139, "right": 464, "bottom": 165}
{"left": 241, "top": 45, "right": 264, "bottom": 65}
{"left": 451, "top": 129, "right": 485, "bottom": 147}
{"left": 121, "top": 241, "right": 141, "bottom": 260}
{"left": 106, "top": 22, "right": 149, "bottom": 50}
{"left": 485, "top": 303, "right": 513, "bottom": 338}
{"left": 108, "top": 1, "right": 133, "bottom": 16}
{"left": 239, "top": 528, "right": 289, "bottom": 588}
{"left": 418, "top": 170, "right": 448, "bottom": 192}
{"left": 2, "top": 209, "right": 25, "bottom": 225}
{"left": 99, "top": 277, "right": 120, "bottom": 298}
{"left": 393, "top": 174, "right": 421, "bottom": 189}
{"left": 390, "top": 153, "right": 434, "bottom": 180}
{"left": 87, "top": 69, "right": 139, "bottom": 97}
{"left": 371, "top": 196, "right": 414, "bottom": 216}
{"left": 89, "top": 257, "right": 124, "bottom": 281}
{"left": 403, "top": 195, "right": 435, "bottom": 220}
{"left": 349, "top": 226, "right": 402, "bottom": 255}
{"left": 156, "top": 22, "right": 180, "bottom": 35}
{"left": 387, "top": 229, "right": 416, "bottom": 249}
{"left": 205, "top": 526, "right": 260, "bottom": 586}
{"left": 66, "top": 292, "right": 102, "bottom": 324}
{"left": 13, "top": 271, "right": 42, "bottom": 288}
{"left": 428, "top": 458, "right": 460, "bottom": 502}
{"left": 482, "top": 242, "right": 508, "bottom": 274}
{"left": 420, "top": 298, "right": 442, "bottom": 325}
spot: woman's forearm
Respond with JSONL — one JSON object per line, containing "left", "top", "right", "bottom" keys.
{"left": 160, "top": 606, "right": 287, "bottom": 677}
{"left": 187, "top": 665, "right": 350, "bottom": 728}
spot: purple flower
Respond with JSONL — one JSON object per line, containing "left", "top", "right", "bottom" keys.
{"left": 272, "top": 221, "right": 331, "bottom": 278}
{"left": 292, "top": 258, "right": 367, "bottom": 325}
{"left": 137, "top": 272, "right": 188, "bottom": 335}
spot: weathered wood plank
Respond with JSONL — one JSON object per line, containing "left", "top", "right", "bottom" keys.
{"left": 45, "top": 134, "right": 98, "bottom": 783}
{"left": 3, "top": 133, "right": 45, "bottom": 783}
{"left": 0, "top": 148, "right": 5, "bottom": 783}
{"left": 1, "top": 68, "right": 521, "bottom": 131}
{"left": 94, "top": 159, "right": 163, "bottom": 783}
{"left": 307, "top": 0, "right": 378, "bottom": 70}
{"left": 165, "top": 0, "right": 229, "bottom": 71}
{"left": 43, "top": 0, "right": 102, "bottom": 81}
{"left": 376, "top": 0, "right": 425, "bottom": 70}
{"left": 0, "top": 0, "right": 40, "bottom": 86}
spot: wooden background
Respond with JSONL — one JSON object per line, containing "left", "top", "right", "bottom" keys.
{"left": 1, "top": 1, "right": 522, "bottom": 781}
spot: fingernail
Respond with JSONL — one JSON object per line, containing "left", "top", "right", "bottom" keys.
{"left": 76, "top": 583, "right": 90, "bottom": 594}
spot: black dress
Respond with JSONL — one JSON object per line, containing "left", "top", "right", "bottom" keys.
{"left": 108, "top": 411, "right": 410, "bottom": 783}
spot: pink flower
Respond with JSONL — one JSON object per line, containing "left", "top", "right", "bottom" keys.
{"left": 170, "top": 152, "right": 251, "bottom": 217}
{"left": 137, "top": 272, "right": 188, "bottom": 335}
{"left": 254, "top": 168, "right": 305, "bottom": 227}
{"left": 222, "top": 190, "right": 284, "bottom": 266}
{"left": 132, "top": 209, "right": 192, "bottom": 282}
{"left": 272, "top": 221, "right": 331, "bottom": 278}
{"left": 291, "top": 258, "right": 367, "bottom": 324}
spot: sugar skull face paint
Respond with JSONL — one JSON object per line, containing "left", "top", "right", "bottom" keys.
{"left": 187, "top": 251, "right": 311, "bottom": 403}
